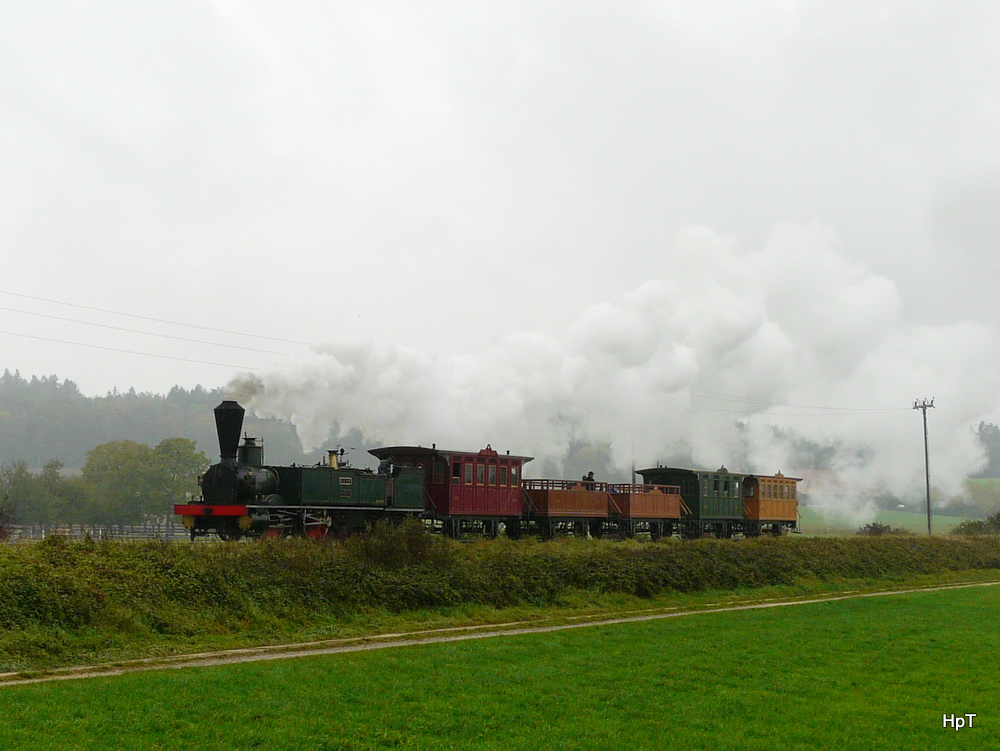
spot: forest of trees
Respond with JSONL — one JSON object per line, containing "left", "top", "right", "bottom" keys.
{"left": 0, "top": 370, "right": 323, "bottom": 531}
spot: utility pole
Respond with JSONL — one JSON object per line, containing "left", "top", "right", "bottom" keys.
{"left": 913, "top": 398, "right": 935, "bottom": 535}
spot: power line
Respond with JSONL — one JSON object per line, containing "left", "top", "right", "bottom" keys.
{"left": 0, "top": 289, "right": 311, "bottom": 346}
{"left": 689, "top": 391, "right": 910, "bottom": 414}
{"left": 0, "top": 330, "right": 260, "bottom": 370}
{"left": 0, "top": 304, "right": 285, "bottom": 354}
{"left": 935, "top": 408, "right": 994, "bottom": 425}
{"left": 691, "top": 404, "right": 910, "bottom": 418}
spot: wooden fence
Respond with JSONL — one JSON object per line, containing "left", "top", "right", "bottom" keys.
{"left": 3, "top": 520, "right": 195, "bottom": 543}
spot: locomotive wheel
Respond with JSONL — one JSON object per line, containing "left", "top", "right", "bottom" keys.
{"left": 306, "top": 524, "right": 330, "bottom": 540}
{"left": 217, "top": 521, "right": 243, "bottom": 542}
{"left": 262, "top": 527, "right": 288, "bottom": 540}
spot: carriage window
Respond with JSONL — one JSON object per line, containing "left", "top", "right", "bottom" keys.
{"left": 791, "top": 486, "right": 796, "bottom": 499}
{"left": 464, "top": 463, "right": 473, "bottom": 485}
{"left": 713, "top": 479, "right": 719, "bottom": 492}
{"left": 476, "top": 464, "right": 485, "bottom": 485}
{"left": 724, "top": 480, "right": 730, "bottom": 493}
{"left": 511, "top": 466, "right": 519, "bottom": 485}
{"left": 500, "top": 466, "right": 508, "bottom": 486}
{"left": 488, "top": 465, "right": 497, "bottom": 485}
{"left": 453, "top": 462, "right": 461, "bottom": 485}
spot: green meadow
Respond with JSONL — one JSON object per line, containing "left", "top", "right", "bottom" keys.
{"left": 1, "top": 583, "right": 995, "bottom": 750}
{"left": 798, "top": 506, "right": 966, "bottom": 535}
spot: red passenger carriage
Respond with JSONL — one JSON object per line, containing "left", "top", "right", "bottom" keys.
{"left": 368, "top": 445, "right": 532, "bottom": 538}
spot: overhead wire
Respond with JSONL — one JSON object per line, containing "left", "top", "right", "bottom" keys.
{"left": 689, "top": 390, "right": 907, "bottom": 413}
{"left": 692, "top": 392, "right": 996, "bottom": 425}
{"left": 935, "top": 408, "right": 996, "bottom": 427}
{"left": 0, "top": 330, "right": 260, "bottom": 370}
{"left": 0, "top": 304, "right": 285, "bottom": 354}
{"left": 0, "top": 288, "right": 311, "bottom": 346}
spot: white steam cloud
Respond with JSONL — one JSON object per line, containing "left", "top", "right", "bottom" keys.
{"left": 229, "top": 224, "right": 1000, "bottom": 518}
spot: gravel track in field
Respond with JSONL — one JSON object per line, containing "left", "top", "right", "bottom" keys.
{"left": 2, "top": 580, "right": 998, "bottom": 688}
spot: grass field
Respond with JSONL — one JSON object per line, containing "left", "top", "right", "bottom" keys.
{"left": 798, "top": 506, "right": 966, "bottom": 535}
{"left": 1, "top": 582, "right": 996, "bottom": 750}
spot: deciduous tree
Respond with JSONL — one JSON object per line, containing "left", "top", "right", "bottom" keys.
{"left": 81, "top": 438, "right": 208, "bottom": 528}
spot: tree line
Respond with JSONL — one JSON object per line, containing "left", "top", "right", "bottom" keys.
{"left": 0, "top": 438, "right": 208, "bottom": 532}
{"left": 0, "top": 370, "right": 312, "bottom": 470}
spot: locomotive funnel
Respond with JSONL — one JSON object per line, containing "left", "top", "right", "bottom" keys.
{"left": 214, "top": 400, "right": 245, "bottom": 466}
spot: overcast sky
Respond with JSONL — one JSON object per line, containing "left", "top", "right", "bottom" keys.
{"left": 5, "top": 2, "right": 1000, "bottom": 501}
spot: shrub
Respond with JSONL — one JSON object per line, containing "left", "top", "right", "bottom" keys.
{"left": 342, "top": 519, "right": 459, "bottom": 570}
{"left": 0, "top": 493, "right": 13, "bottom": 541}
{"left": 953, "top": 510, "right": 1000, "bottom": 536}
{"left": 856, "top": 522, "right": 914, "bottom": 536}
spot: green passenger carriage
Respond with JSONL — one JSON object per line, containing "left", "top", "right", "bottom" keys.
{"left": 637, "top": 465, "right": 747, "bottom": 538}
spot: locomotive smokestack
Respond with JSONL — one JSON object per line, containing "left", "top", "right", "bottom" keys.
{"left": 214, "top": 400, "right": 245, "bottom": 466}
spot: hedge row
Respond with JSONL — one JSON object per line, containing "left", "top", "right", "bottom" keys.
{"left": 2, "top": 526, "right": 1000, "bottom": 638}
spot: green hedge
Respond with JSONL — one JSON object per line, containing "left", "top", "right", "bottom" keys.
{"left": 3, "top": 529, "right": 1000, "bottom": 635}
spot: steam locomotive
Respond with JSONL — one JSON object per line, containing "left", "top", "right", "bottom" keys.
{"left": 174, "top": 401, "right": 799, "bottom": 540}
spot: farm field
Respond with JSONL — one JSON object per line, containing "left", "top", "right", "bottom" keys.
{"left": 798, "top": 506, "right": 966, "bottom": 535}
{"left": 1, "top": 583, "right": 996, "bottom": 750}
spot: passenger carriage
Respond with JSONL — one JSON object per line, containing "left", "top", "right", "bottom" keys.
{"left": 369, "top": 445, "right": 532, "bottom": 538}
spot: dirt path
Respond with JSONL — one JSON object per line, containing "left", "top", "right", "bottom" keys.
{"left": 3, "top": 579, "right": 998, "bottom": 688}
